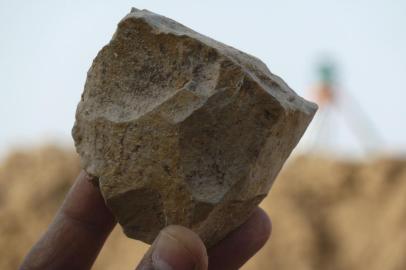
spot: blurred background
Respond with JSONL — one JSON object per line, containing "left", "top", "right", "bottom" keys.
{"left": 1, "top": 0, "right": 405, "bottom": 269}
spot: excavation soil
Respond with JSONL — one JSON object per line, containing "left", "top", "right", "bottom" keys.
{"left": 1, "top": 146, "right": 405, "bottom": 270}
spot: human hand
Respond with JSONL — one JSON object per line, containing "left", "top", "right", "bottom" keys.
{"left": 20, "top": 171, "right": 271, "bottom": 270}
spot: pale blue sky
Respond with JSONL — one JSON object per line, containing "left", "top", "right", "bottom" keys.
{"left": 1, "top": 0, "right": 405, "bottom": 157}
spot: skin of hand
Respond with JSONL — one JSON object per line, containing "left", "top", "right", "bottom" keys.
{"left": 19, "top": 171, "right": 271, "bottom": 270}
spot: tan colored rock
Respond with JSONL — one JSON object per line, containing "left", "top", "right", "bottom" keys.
{"left": 72, "top": 8, "right": 317, "bottom": 247}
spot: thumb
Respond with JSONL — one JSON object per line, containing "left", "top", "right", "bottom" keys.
{"left": 136, "top": 225, "right": 208, "bottom": 270}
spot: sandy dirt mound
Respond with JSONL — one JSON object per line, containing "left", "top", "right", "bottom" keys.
{"left": 1, "top": 146, "right": 405, "bottom": 269}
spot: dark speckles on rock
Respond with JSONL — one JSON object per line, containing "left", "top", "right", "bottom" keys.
{"left": 163, "top": 164, "right": 171, "bottom": 175}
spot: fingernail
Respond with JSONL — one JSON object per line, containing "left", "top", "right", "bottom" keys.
{"left": 151, "top": 230, "right": 197, "bottom": 270}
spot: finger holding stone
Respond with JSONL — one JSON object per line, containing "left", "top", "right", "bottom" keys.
{"left": 136, "top": 225, "right": 208, "bottom": 270}
{"left": 20, "top": 172, "right": 116, "bottom": 270}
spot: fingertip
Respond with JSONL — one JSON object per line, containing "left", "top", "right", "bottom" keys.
{"left": 160, "top": 225, "right": 208, "bottom": 270}
{"left": 137, "top": 225, "right": 208, "bottom": 270}
{"left": 250, "top": 207, "right": 272, "bottom": 247}
{"left": 207, "top": 207, "right": 271, "bottom": 270}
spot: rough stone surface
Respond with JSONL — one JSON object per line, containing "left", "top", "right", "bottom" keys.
{"left": 72, "top": 8, "right": 317, "bottom": 247}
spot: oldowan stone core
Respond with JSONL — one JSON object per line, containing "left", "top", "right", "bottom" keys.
{"left": 72, "top": 8, "right": 317, "bottom": 247}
